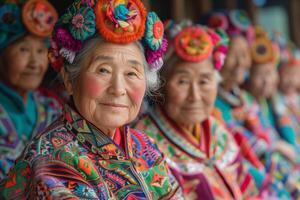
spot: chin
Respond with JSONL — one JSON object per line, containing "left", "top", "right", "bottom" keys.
{"left": 22, "top": 82, "right": 42, "bottom": 91}
{"left": 183, "top": 116, "right": 207, "bottom": 125}
{"left": 97, "top": 114, "right": 129, "bottom": 128}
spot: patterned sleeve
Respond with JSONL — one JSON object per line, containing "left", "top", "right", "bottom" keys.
{"left": 0, "top": 157, "right": 106, "bottom": 200}
{"left": 0, "top": 125, "right": 110, "bottom": 200}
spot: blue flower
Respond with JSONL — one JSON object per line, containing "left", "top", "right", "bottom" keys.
{"left": 69, "top": 7, "right": 96, "bottom": 41}
{"left": 114, "top": 4, "right": 129, "bottom": 21}
{"left": 0, "top": 4, "right": 24, "bottom": 33}
{"left": 61, "top": 4, "right": 96, "bottom": 41}
{"left": 229, "top": 10, "right": 251, "bottom": 31}
{"left": 143, "top": 12, "right": 164, "bottom": 51}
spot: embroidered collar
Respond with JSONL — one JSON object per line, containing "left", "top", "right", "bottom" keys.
{"left": 149, "top": 107, "right": 213, "bottom": 161}
{"left": 63, "top": 104, "right": 131, "bottom": 160}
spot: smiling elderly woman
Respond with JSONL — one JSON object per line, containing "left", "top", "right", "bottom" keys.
{"left": 134, "top": 24, "right": 258, "bottom": 199}
{"left": 0, "top": 0, "right": 181, "bottom": 199}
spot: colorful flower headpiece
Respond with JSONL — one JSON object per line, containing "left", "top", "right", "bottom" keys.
{"left": 49, "top": 0, "right": 167, "bottom": 72}
{"left": 207, "top": 10, "right": 254, "bottom": 43}
{"left": 0, "top": 0, "right": 58, "bottom": 50}
{"left": 169, "top": 24, "right": 229, "bottom": 71}
{"left": 272, "top": 32, "right": 300, "bottom": 69}
{"left": 251, "top": 26, "right": 277, "bottom": 65}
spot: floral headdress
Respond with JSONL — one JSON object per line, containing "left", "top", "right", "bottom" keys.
{"left": 207, "top": 10, "right": 254, "bottom": 43}
{"left": 0, "top": 0, "right": 58, "bottom": 50}
{"left": 250, "top": 26, "right": 278, "bottom": 65}
{"left": 165, "top": 21, "right": 229, "bottom": 71}
{"left": 272, "top": 32, "right": 300, "bottom": 70}
{"left": 49, "top": 0, "right": 167, "bottom": 72}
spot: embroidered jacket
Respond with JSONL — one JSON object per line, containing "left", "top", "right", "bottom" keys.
{"left": 134, "top": 107, "right": 258, "bottom": 200}
{"left": 0, "top": 104, "right": 181, "bottom": 200}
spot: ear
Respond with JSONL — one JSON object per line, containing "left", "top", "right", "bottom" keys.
{"left": 60, "top": 68, "right": 73, "bottom": 95}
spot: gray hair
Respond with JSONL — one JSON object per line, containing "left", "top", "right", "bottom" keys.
{"left": 63, "top": 36, "right": 160, "bottom": 96}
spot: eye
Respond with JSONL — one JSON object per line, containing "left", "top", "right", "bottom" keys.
{"left": 98, "top": 67, "right": 110, "bottom": 74}
{"left": 37, "top": 48, "right": 47, "bottom": 54}
{"left": 178, "top": 79, "right": 189, "bottom": 85}
{"left": 20, "top": 46, "right": 29, "bottom": 52}
{"left": 199, "top": 78, "right": 209, "bottom": 85}
{"left": 127, "top": 71, "right": 138, "bottom": 77}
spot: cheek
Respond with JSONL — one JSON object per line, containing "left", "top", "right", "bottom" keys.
{"left": 39, "top": 56, "right": 49, "bottom": 72}
{"left": 165, "top": 82, "right": 186, "bottom": 105}
{"left": 6, "top": 59, "right": 27, "bottom": 81}
{"left": 204, "top": 84, "right": 217, "bottom": 107}
{"left": 83, "top": 75, "right": 105, "bottom": 99}
{"left": 128, "top": 82, "right": 146, "bottom": 105}
{"left": 255, "top": 80, "right": 263, "bottom": 89}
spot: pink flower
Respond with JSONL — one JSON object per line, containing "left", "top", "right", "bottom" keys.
{"left": 145, "top": 38, "right": 168, "bottom": 64}
{"left": 55, "top": 27, "right": 83, "bottom": 52}
{"left": 72, "top": 14, "right": 85, "bottom": 29}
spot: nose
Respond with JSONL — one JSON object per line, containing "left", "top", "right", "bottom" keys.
{"left": 187, "top": 82, "right": 201, "bottom": 101}
{"left": 28, "top": 50, "right": 39, "bottom": 69}
{"left": 108, "top": 74, "right": 126, "bottom": 96}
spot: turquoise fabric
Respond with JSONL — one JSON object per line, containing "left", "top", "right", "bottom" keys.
{"left": 0, "top": 83, "right": 37, "bottom": 139}
{"left": 215, "top": 96, "right": 232, "bottom": 122}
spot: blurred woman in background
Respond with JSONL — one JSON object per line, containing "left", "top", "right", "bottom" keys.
{"left": 0, "top": 0, "right": 61, "bottom": 179}
{"left": 134, "top": 23, "right": 258, "bottom": 200}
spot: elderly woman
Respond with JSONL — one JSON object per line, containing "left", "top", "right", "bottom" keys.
{"left": 0, "top": 0, "right": 61, "bottom": 179}
{"left": 206, "top": 11, "right": 275, "bottom": 191}
{"left": 134, "top": 24, "right": 258, "bottom": 199}
{"left": 0, "top": 0, "right": 181, "bottom": 199}
{"left": 206, "top": 11, "right": 268, "bottom": 163}
{"left": 246, "top": 28, "right": 300, "bottom": 199}
{"left": 272, "top": 41, "right": 300, "bottom": 146}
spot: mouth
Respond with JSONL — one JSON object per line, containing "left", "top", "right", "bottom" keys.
{"left": 22, "top": 72, "right": 41, "bottom": 76}
{"left": 182, "top": 107, "right": 203, "bottom": 111}
{"left": 99, "top": 102, "right": 128, "bottom": 108}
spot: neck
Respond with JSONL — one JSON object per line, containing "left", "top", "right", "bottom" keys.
{"left": 99, "top": 127, "right": 117, "bottom": 139}
{"left": 0, "top": 80, "right": 28, "bottom": 101}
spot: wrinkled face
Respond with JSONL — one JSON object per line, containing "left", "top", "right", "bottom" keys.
{"left": 64, "top": 42, "right": 146, "bottom": 133}
{"left": 0, "top": 34, "right": 49, "bottom": 95}
{"left": 250, "top": 62, "right": 278, "bottom": 98}
{"left": 279, "top": 65, "right": 300, "bottom": 96}
{"left": 221, "top": 36, "right": 251, "bottom": 86}
{"left": 163, "top": 58, "right": 218, "bottom": 126}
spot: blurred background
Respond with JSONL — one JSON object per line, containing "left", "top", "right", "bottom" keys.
{"left": 52, "top": 0, "right": 300, "bottom": 47}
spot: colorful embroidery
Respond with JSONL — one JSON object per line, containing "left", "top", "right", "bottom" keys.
{"left": 0, "top": 104, "right": 181, "bottom": 199}
{"left": 134, "top": 107, "right": 258, "bottom": 199}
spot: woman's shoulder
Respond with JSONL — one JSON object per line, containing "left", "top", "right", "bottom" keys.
{"left": 21, "top": 117, "right": 73, "bottom": 162}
